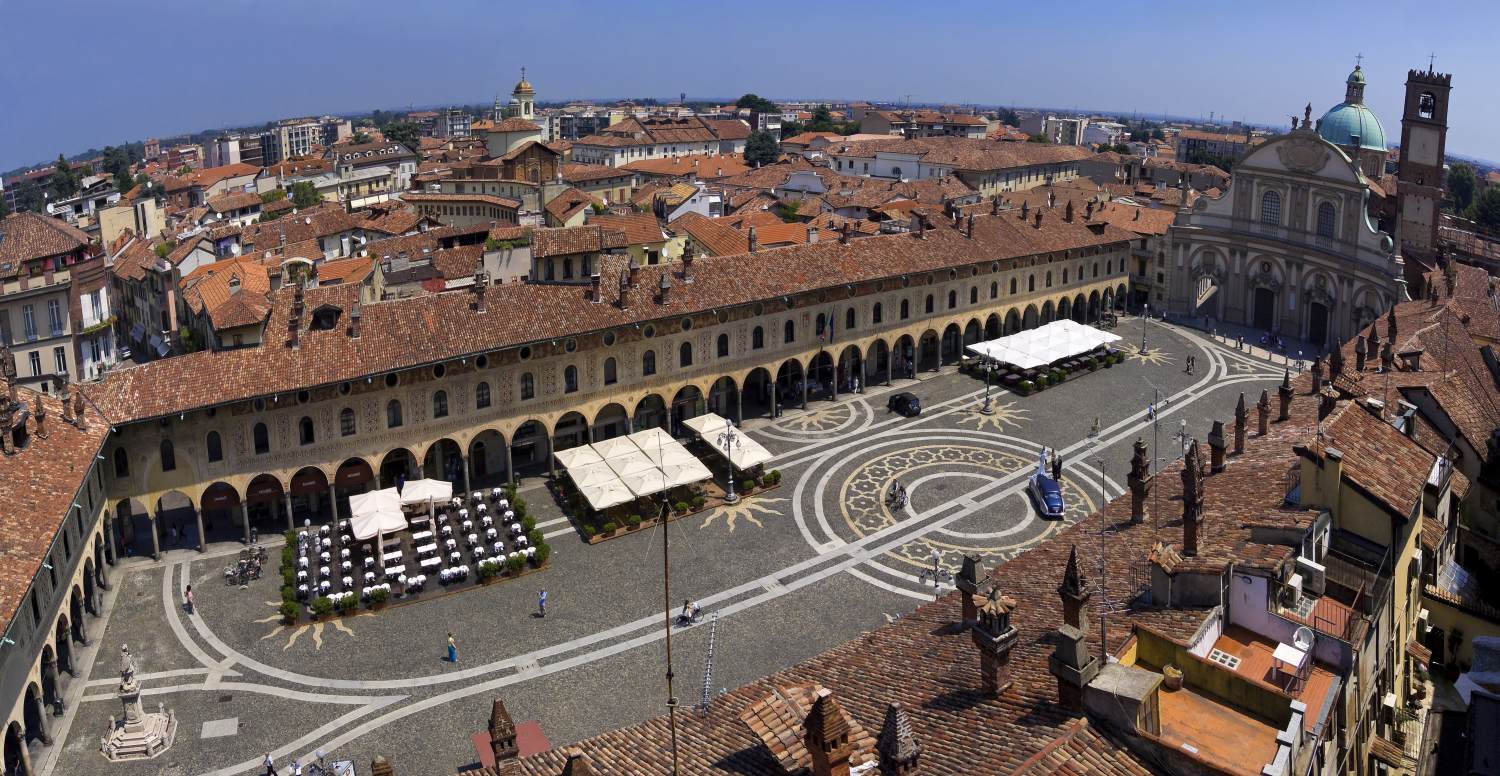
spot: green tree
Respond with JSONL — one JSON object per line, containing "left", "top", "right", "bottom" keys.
{"left": 735, "top": 93, "right": 779, "bottom": 114}
{"left": 1448, "top": 162, "right": 1477, "bottom": 212}
{"left": 260, "top": 189, "right": 287, "bottom": 204}
{"left": 1150, "top": 128, "right": 1165, "bottom": 140}
{"left": 287, "top": 181, "right": 323, "bottom": 208}
{"left": 352, "top": 131, "right": 372, "bottom": 144}
{"left": 381, "top": 122, "right": 420, "bottom": 151}
{"left": 806, "top": 105, "right": 838, "bottom": 132}
{"left": 50, "top": 154, "right": 80, "bottom": 199}
{"left": 780, "top": 120, "right": 805, "bottom": 138}
{"left": 0, "top": 198, "right": 8, "bottom": 218}
{"left": 1027, "top": 133, "right": 1050, "bottom": 143}
{"left": 997, "top": 107, "right": 1020, "bottom": 127}
{"left": 744, "top": 130, "right": 780, "bottom": 167}
{"left": 1467, "top": 187, "right": 1500, "bottom": 231}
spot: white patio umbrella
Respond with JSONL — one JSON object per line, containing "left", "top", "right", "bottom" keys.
{"left": 399, "top": 478, "right": 453, "bottom": 522}
{"left": 570, "top": 461, "right": 623, "bottom": 489}
{"left": 592, "top": 436, "right": 641, "bottom": 460}
{"left": 348, "top": 487, "right": 406, "bottom": 571}
{"left": 578, "top": 477, "right": 634, "bottom": 510}
{"left": 554, "top": 445, "right": 604, "bottom": 469}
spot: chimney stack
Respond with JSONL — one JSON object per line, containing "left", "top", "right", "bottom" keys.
{"left": 1050, "top": 551, "right": 1100, "bottom": 712}
{"left": 60, "top": 380, "right": 74, "bottom": 425}
{"left": 617, "top": 270, "right": 631, "bottom": 308}
{"left": 971, "top": 587, "right": 1019, "bottom": 697}
{"left": 590, "top": 273, "right": 602, "bottom": 301}
{"left": 1127, "top": 437, "right": 1150, "bottom": 523}
{"left": 73, "top": 393, "right": 85, "bottom": 430}
{"left": 1329, "top": 347, "right": 1345, "bottom": 381}
{"left": 1257, "top": 389, "right": 1271, "bottom": 436}
{"left": 804, "top": 689, "right": 854, "bottom": 776}
{"left": 808, "top": 226, "right": 820, "bottom": 244}
{"left": 965, "top": 214, "right": 974, "bottom": 238}
{"left": 0, "top": 402, "right": 11, "bottom": 455}
{"left": 956, "top": 554, "right": 982, "bottom": 624}
{"left": 349, "top": 303, "right": 362, "bottom": 338}
{"left": 1277, "top": 370, "right": 1293, "bottom": 421}
{"left": 560, "top": 749, "right": 597, "bottom": 776}
{"left": 1207, "top": 420, "right": 1226, "bottom": 473}
{"left": 32, "top": 394, "right": 46, "bottom": 439}
{"left": 1309, "top": 357, "right": 1324, "bottom": 394}
{"left": 910, "top": 213, "right": 924, "bottom": 238}
{"left": 1355, "top": 336, "right": 1367, "bottom": 371}
{"left": 488, "top": 699, "right": 519, "bottom": 766}
{"left": 990, "top": 195, "right": 1000, "bottom": 216}
{"left": 1064, "top": 200, "right": 1074, "bottom": 222}
{"left": 1033, "top": 211, "right": 1042, "bottom": 229}
{"left": 681, "top": 254, "right": 694, "bottom": 283}
{"left": 1181, "top": 441, "right": 1205, "bottom": 556}
{"left": 1058, "top": 545, "right": 1091, "bottom": 633}
{"left": 1020, "top": 201, "right": 1029, "bottom": 220}
{"left": 473, "top": 268, "right": 489, "bottom": 313}
{"left": 1233, "top": 393, "right": 1247, "bottom": 455}
{"left": 876, "top": 703, "right": 920, "bottom": 775}
{"left": 1386, "top": 305, "right": 1399, "bottom": 343}
{"left": 657, "top": 272, "right": 671, "bottom": 305}
{"left": 839, "top": 221, "right": 850, "bottom": 245}
{"left": 628, "top": 257, "right": 640, "bottom": 286}
{"left": 1366, "top": 326, "right": 1380, "bottom": 366}
{"left": 1380, "top": 341, "right": 1395, "bottom": 372}
{"left": 748, "top": 226, "right": 758, "bottom": 253}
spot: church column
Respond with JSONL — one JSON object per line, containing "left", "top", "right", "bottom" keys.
{"left": 283, "top": 492, "right": 295, "bottom": 532}
{"left": 329, "top": 483, "right": 341, "bottom": 521}
{"left": 148, "top": 513, "right": 161, "bottom": 561}
{"left": 194, "top": 505, "right": 206, "bottom": 553}
{"left": 240, "top": 501, "right": 251, "bottom": 544}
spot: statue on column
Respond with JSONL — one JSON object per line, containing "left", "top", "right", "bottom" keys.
{"left": 101, "top": 644, "right": 177, "bottom": 760}
{"left": 1127, "top": 437, "right": 1151, "bottom": 524}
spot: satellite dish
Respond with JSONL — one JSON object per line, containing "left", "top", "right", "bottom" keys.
{"left": 1293, "top": 626, "right": 1315, "bottom": 652}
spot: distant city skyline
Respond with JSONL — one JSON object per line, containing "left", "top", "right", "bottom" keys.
{"left": 1, "top": 0, "right": 1496, "bottom": 171}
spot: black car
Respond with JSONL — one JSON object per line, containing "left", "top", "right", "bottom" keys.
{"left": 887, "top": 392, "right": 921, "bottom": 417}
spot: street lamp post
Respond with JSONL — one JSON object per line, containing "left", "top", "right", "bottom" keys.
{"left": 1140, "top": 304, "right": 1149, "bottom": 355}
{"left": 980, "top": 360, "right": 994, "bottom": 415}
{"left": 917, "top": 547, "right": 953, "bottom": 600}
{"left": 716, "top": 418, "right": 741, "bottom": 505}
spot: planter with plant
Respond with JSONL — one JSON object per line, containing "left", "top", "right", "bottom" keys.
{"left": 311, "top": 596, "right": 334, "bottom": 620}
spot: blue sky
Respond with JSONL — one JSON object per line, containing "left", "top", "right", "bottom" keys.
{"left": 1, "top": 0, "right": 1496, "bottom": 171}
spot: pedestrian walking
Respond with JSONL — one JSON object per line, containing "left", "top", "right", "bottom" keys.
{"left": 263, "top": 752, "right": 278, "bottom": 776}
{"left": 291, "top": 759, "right": 302, "bottom": 776}
{"left": 183, "top": 584, "right": 194, "bottom": 615}
{"left": 538, "top": 589, "right": 548, "bottom": 618}
{"left": 446, "top": 633, "right": 458, "bottom": 663}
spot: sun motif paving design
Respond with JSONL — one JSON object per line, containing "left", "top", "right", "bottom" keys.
{"left": 1122, "top": 343, "right": 1175, "bottom": 367}
{"left": 838, "top": 444, "right": 1095, "bottom": 574}
{"left": 772, "top": 402, "right": 856, "bottom": 435}
{"left": 256, "top": 600, "right": 371, "bottom": 651}
{"left": 700, "top": 497, "right": 786, "bottom": 532}
{"left": 955, "top": 399, "right": 1029, "bottom": 432}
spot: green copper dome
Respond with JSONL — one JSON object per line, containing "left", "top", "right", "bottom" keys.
{"left": 1346, "top": 66, "right": 1365, "bottom": 85}
{"left": 1318, "top": 102, "right": 1386, "bottom": 152}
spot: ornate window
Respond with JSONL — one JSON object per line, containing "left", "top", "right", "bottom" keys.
{"left": 1028, "top": 275, "right": 1035, "bottom": 292}
{"left": 925, "top": 295, "right": 935, "bottom": 314}
{"left": 160, "top": 439, "right": 176, "bottom": 472}
{"left": 564, "top": 366, "right": 579, "bottom": 393}
{"left": 1260, "top": 190, "right": 1282, "bottom": 225}
{"left": 948, "top": 290, "right": 958, "bottom": 308}
{"left": 1316, "top": 202, "right": 1337, "bottom": 238}
{"left": 1010, "top": 277, "right": 1018, "bottom": 294}
{"left": 207, "top": 431, "right": 222, "bottom": 462}
{"left": 299, "top": 416, "right": 315, "bottom": 445}
{"left": 873, "top": 303, "right": 883, "bottom": 324}
{"left": 716, "top": 334, "right": 729, "bottom": 358}
{"left": 253, "top": 422, "right": 270, "bottom": 455}
{"left": 340, "top": 407, "right": 357, "bottom": 436}
{"left": 386, "top": 400, "right": 404, "bottom": 428}
{"left": 752, "top": 327, "right": 765, "bottom": 350}
{"left": 1046, "top": 271, "right": 1053, "bottom": 288}
{"left": 845, "top": 308, "right": 856, "bottom": 330}
{"left": 603, "top": 358, "right": 617, "bottom": 385}
{"left": 783, "top": 320, "right": 795, "bottom": 344}
{"left": 642, "top": 351, "right": 657, "bottom": 376}
{"left": 679, "top": 342, "right": 693, "bottom": 368}
{"left": 900, "top": 299, "right": 910, "bottom": 319}
{"left": 520, "top": 372, "right": 535, "bottom": 400}
{"left": 433, "top": 390, "right": 449, "bottom": 418}
{"left": 475, "top": 382, "right": 491, "bottom": 409}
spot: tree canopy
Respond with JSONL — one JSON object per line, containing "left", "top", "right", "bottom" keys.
{"left": 288, "top": 181, "right": 323, "bottom": 208}
{"left": 1448, "top": 162, "right": 1477, "bottom": 213}
{"left": 381, "top": 121, "right": 420, "bottom": 152}
{"left": 735, "top": 93, "right": 779, "bottom": 114}
{"left": 744, "top": 130, "right": 780, "bottom": 166}
{"left": 50, "top": 154, "right": 80, "bottom": 200}
{"left": 996, "top": 108, "right": 1020, "bottom": 127}
{"left": 1467, "top": 187, "right": 1500, "bottom": 232}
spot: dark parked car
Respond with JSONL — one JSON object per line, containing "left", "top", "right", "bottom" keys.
{"left": 1028, "top": 470, "right": 1065, "bottom": 519}
{"left": 887, "top": 392, "right": 921, "bottom": 417}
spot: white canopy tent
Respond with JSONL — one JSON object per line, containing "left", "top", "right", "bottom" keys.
{"left": 554, "top": 428, "right": 716, "bottom": 508}
{"left": 592, "top": 436, "right": 641, "bottom": 461}
{"left": 682, "top": 413, "right": 773, "bottom": 470}
{"left": 348, "top": 488, "right": 407, "bottom": 571}
{"left": 553, "top": 446, "right": 604, "bottom": 469}
{"left": 965, "top": 319, "right": 1121, "bottom": 370}
{"left": 399, "top": 478, "right": 453, "bottom": 507}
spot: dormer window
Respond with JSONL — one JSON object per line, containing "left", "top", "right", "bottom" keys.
{"left": 309, "top": 305, "right": 342, "bottom": 331}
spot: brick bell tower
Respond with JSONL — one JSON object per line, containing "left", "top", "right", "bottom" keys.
{"left": 1396, "top": 64, "right": 1453, "bottom": 291}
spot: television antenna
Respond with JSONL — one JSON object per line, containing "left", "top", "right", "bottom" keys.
{"left": 696, "top": 611, "right": 720, "bottom": 716}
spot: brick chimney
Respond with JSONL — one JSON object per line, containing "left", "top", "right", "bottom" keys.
{"left": 1064, "top": 200, "right": 1074, "bottom": 222}
{"left": 1020, "top": 201, "right": 1029, "bottom": 220}
{"left": 748, "top": 226, "right": 758, "bottom": 253}
{"left": 349, "top": 303, "right": 362, "bottom": 338}
{"left": 1329, "top": 347, "right": 1344, "bottom": 381}
{"left": 1127, "top": 437, "right": 1150, "bottom": 523}
{"left": 1355, "top": 335, "right": 1367, "bottom": 371}
{"left": 60, "top": 380, "right": 73, "bottom": 425}
{"left": 910, "top": 213, "right": 924, "bottom": 238}
{"left": 617, "top": 271, "right": 631, "bottom": 308}
{"left": 1207, "top": 420, "right": 1226, "bottom": 473}
{"left": 287, "top": 284, "right": 304, "bottom": 349}
{"left": 990, "top": 195, "right": 1000, "bottom": 216}
{"left": 1033, "top": 211, "right": 1043, "bottom": 229}
{"left": 473, "top": 268, "right": 489, "bottom": 313}
{"left": 804, "top": 688, "right": 854, "bottom": 776}
{"left": 1366, "top": 326, "right": 1380, "bottom": 366}
{"left": 808, "top": 226, "right": 820, "bottom": 244}
{"left": 0, "top": 402, "right": 12, "bottom": 456}
{"left": 489, "top": 698, "right": 519, "bottom": 765}
{"left": 1277, "top": 370, "right": 1293, "bottom": 422}
{"left": 1257, "top": 389, "right": 1270, "bottom": 436}
{"left": 681, "top": 255, "right": 694, "bottom": 283}
{"left": 369, "top": 755, "right": 396, "bottom": 776}
{"left": 1233, "top": 393, "right": 1247, "bottom": 455}
{"left": 964, "top": 214, "right": 974, "bottom": 238}
{"left": 1386, "top": 305, "right": 1399, "bottom": 343}
{"left": 1380, "top": 341, "right": 1395, "bottom": 372}
{"left": 32, "top": 394, "right": 46, "bottom": 439}
{"left": 1058, "top": 545, "right": 1091, "bottom": 632}
{"left": 1181, "top": 441, "right": 1205, "bottom": 556}
{"left": 657, "top": 272, "right": 671, "bottom": 305}
{"left": 1085, "top": 200, "right": 1095, "bottom": 220}
{"left": 1309, "top": 357, "right": 1324, "bottom": 394}
{"left": 971, "top": 587, "right": 1019, "bottom": 697}
{"left": 560, "top": 749, "right": 596, "bottom": 776}
{"left": 877, "top": 702, "right": 920, "bottom": 775}
{"left": 73, "top": 393, "right": 85, "bottom": 430}
{"left": 956, "top": 554, "right": 982, "bottom": 624}
{"left": 839, "top": 221, "right": 850, "bottom": 245}
{"left": 590, "top": 273, "right": 602, "bottom": 301}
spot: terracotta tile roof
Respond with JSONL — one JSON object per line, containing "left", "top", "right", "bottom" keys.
{"left": 165, "top": 235, "right": 211, "bottom": 267}
{"left": 429, "top": 244, "right": 486, "bottom": 281}
{"left": 237, "top": 204, "right": 364, "bottom": 254}
{"left": 804, "top": 213, "right": 882, "bottom": 237}
{"left": 781, "top": 131, "right": 844, "bottom": 147}
{"left": 719, "top": 210, "right": 784, "bottom": 231}
{"left": 85, "top": 212, "right": 1135, "bottom": 423}
{"left": 545, "top": 188, "right": 598, "bottom": 224}
{"left": 749, "top": 221, "right": 810, "bottom": 247}
{"left": 670, "top": 212, "right": 748, "bottom": 256}
{"left": 828, "top": 136, "right": 1093, "bottom": 172}
{"left": 111, "top": 237, "right": 158, "bottom": 282}
{"left": 0, "top": 387, "right": 111, "bottom": 628}
{"left": 585, "top": 213, "right": 665, "bottom": 246}
{"left": 1087, "top": 202, "right": 1175, "bottom": 237}
{"left": 205, "top": 190, "right": 263, "bottom": 214}
{"left": 314, "top": 255, "right": 376, "bottom": 286}
{"left": 702, "top": 118, "right": 751, "bottom": 141}
{"left": 622, "top": 154, "right": 749, "bottom": 180}
{"left": 329, "top": 142, "right": 416, "bottom": 165}
{"left": 360, "top": 207, "right": 426, "bottom": 237}
{"left": 487, "top": 118, "right": 541, "bottom": 133}
{"left": 209, "top": 290, "right": 274, "bottom": 330}
{"left": 186, "top": 162, "right": 260, "bottom": 188}
{"left": 401, "top": 192, "right": 523, "bottom": 210}
{"left": 579, "top": 117, "right": 723, "bottom": 147}
{"left": 0, "top": 212, "right": 91, "bottom": 269}
{"left": 561, "top": 164, "right": 635, "bottom": 184}
{"left": 180, "top": 255, "right": 275, "bottom": 325}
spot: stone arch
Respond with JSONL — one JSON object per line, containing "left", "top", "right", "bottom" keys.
{"left": 918, "top": 329, "right": 941, "bottom": 371}
{"left": 333, "top": 458, "right": 374, "bottom": 498}
{"left": 22, "top": 683, "right": 46, "bottom": 745}
{"left": 671, "top": 385, "right": 705, "bottom": 433}
{"left": 836, "top": 344, "right": 863, "bottom": 393}
{"left": 421, "top": 438, "right": 465, "bottom": 489}
{"left": 199, "top": 481, "right": 242, "bottom": 544}
{"left": 867, "top": 339, "right": 891, "bottom": 385}
{"left": 1116, "top": 283, "right": 1127, "bottom": 309}
{"left": 245, "top": 473, "right": 288, "bottom": 535}
{"left": 289, "top": 466, "right": 332, "bottom": 524}
{"left": 468, "top": 430, "right": 508, "bottom": 488}
{"left": 1072, "top": 293, "right": 1087, "bottom": 322}
{"left": 940, "top": 322, "right": 962, "bottom": 364}
{"left": 985, "top": 313, "right": 1001, "bottom": 340}
{"left": 807, "top": 351, "right": 835, "bottom": 402}
{"left": 67, "top": 587, "right": 85, "bottom": 645}
{"left": 708, "top": 376, "right": 739, "bottom": 420}
{"left": 963, "top": 318, "right": 982, "bottom": 347}
{"left": 378, "top": 448, "right": 417, "bottom": 489}
{"left": 81, "top": 558, "right": 97, "bottom": 616}
{"left": 775, "top": 359, "right": 806, "bottom": 410}
{"left": 1040, "top": 299, "right": 1055, "bottom": 324}
{"left": 1004, "top": 308, "right": 1020, "bottom": 335}
{"left": 114, "top": 497, "right": 150, "bottom": 559}
{"left": 552, "top": 412, "right": 589, "bottom": 452}
{"left": 1057, "top": 296, "right": 1072, "bottom": 322}
{"left": 592, "top": 403, "right": 630, "bottom": 441}
{"left": 1023, "top": 304, "right": 1040, "bottom": 330}
{"left": 510, "top": 419, "right": 551, "bottom": 478}
{"left": 743, "top": 367, "right": 776, "bottom": 418}
{"left": 153, "top": 490, "right": 196, "bottom": 551}
{"left": 5, "top": 719, "right": 29, "bottom": 776}
{"left": 632, "top": 394, "right": 668, "bottom": 433}
{"left": 39, "top": 644, "right": 61, "bottom": 714}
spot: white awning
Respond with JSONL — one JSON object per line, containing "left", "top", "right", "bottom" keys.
{"left": 553, "top": 427, "right": 715, "bottom": 506}
{"left": 577, "top": 475, "right": 635, "bottom": 510}
{"left": 348, "top": 488, "right": 406, "bottom": 540}
{"left": 662, "top": 460, "right": 714, "bottom": 488}
{"left": 965, "top": 319, "right": 1121, "bottom": 370}
{"left": 398, "top": 478, "right": 452, "bottom": 506}
{"left": 554, "top": 445, "right": 604, "bottom": 469}
{"left": 592, "top": 436, "right": 642, "bottom": 460}
{"left": 682, "top": 413, "right": 774, "bottom": 470}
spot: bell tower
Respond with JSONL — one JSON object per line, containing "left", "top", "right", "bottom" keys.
{"left": 1397, "top": 64, "right": 1452, "bottom": 287}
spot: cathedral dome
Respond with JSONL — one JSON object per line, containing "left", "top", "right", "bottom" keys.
{"left": 1318, "top": 102, "right": 1386, "bottom": 152}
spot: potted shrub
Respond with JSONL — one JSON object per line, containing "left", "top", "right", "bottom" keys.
{"left": 1018, "top": 379, "right": 1034, "bottom": 395}
{"left": 528, "top": 528, "right": 544, "bottom": 547}
{"left": 741, "top": 479, "right": 756, "bottom": 494}
{"left": 279, "top": 601, "right": 301, "bottom": 624}
{"left": 477, "top": 561, "right": 499, "bottom": 582}
{"left": 533, "top": 541, "right": 551, "bottom": 566}
{"left": 582, "top": 522, "right": 597, "bottom": 539}
{"left": 1088, "top": 356, "right": 1100, "bottom": 371}
{"left": 770, "top": 469, "right": 783, "bottom": 485}
{"left": 1163, "top": 664, "right": 1183, "bottom": 690}
{"left": 691, "top": 494, "right": 706, "bottom": 510}
{"left": 311, "top": 596, "right": 334, "bottom": 620}
{"left": 521, "top": 514, "right": 537, "bottom": 533}
{"left": 674, "top": 500, "right": 689, "bottom": 514}
{"left": 626, "top": 513, "right": 642, "bottom": 528}
{"left": 601, "top": 520, "right": 618, "bottom": 536}
{"left": 506, "top": 554, "right": 526, "bottom": 576}
{"left": 367, "top": 587, "right": 390, "bottom": 608}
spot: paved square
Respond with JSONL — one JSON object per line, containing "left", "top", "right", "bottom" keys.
{"left": 45, "top": 319, "right": 1287, "bottom": 776}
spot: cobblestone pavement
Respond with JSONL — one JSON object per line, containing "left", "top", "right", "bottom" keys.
{"left": 48, "top": 318, "right": 1283, "bottom": 776}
